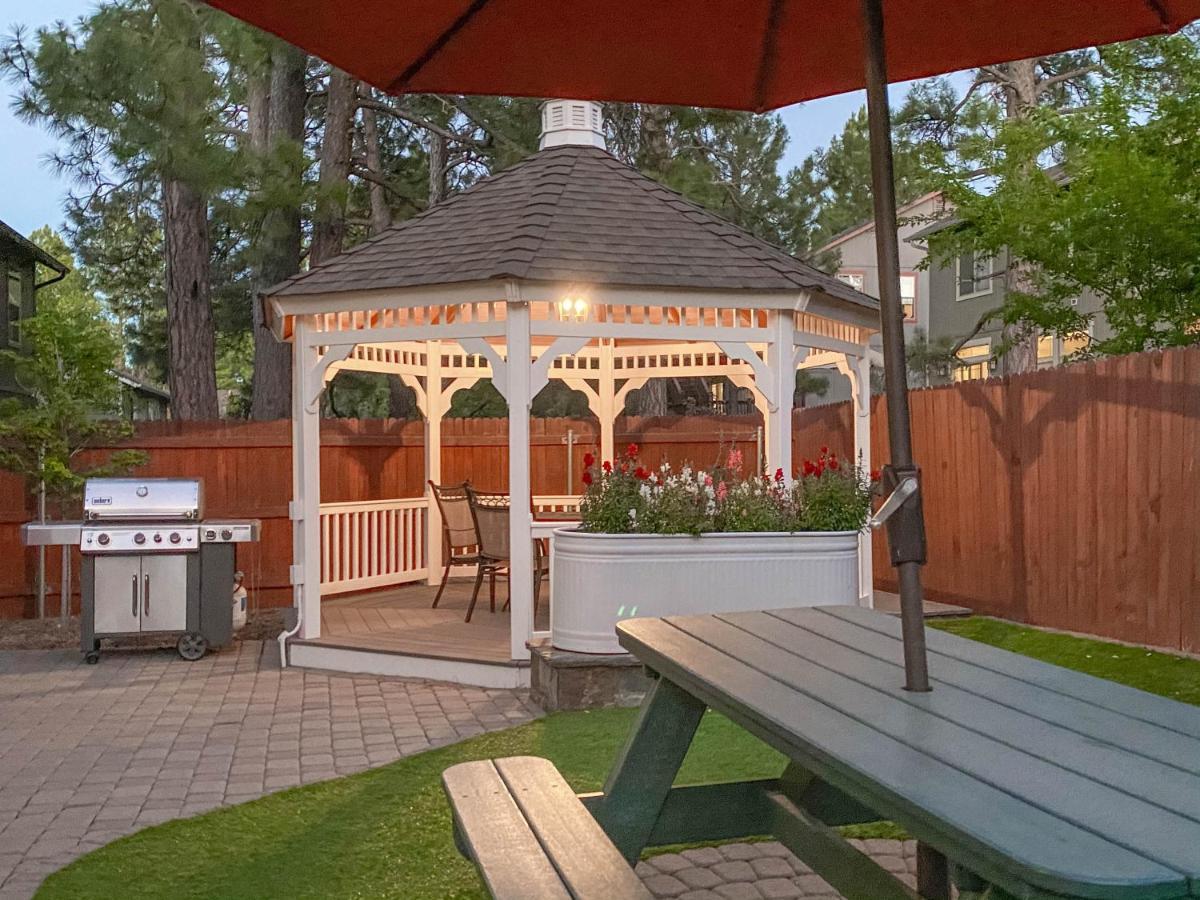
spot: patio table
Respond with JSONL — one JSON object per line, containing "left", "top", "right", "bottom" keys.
{"left": 586, "top": 605, "right": 1200, "bottom": 900}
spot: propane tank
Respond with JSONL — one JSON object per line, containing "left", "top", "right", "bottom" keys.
{"left": 231, "top": 570, "right": 248, "bottom": 631}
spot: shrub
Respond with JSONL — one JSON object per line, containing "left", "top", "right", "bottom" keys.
{"left": 578, "top": 445, "right": 876, "bottom": 535}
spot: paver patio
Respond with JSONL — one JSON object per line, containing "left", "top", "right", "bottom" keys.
{"left": 0, "top": 642, "right": 913, "bottom": 899}
{"left": 0, "top": 641, "right": 539, "bottom": 898}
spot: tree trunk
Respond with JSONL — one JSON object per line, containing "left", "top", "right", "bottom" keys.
{"left": 162, "top": 177, "right": 219, "bottom": 419}
{"left": 247, "top": 69, "right": 270, "bottom": 155}
{"left": 996, "top": 58, "right": 1041, "bottom": 376}
{"left": 360, "top": 89, "right": 392, "bottom": 235}
{"left": 311, "top": 68, "right": 355, "bottom": 266}
{"left": 250, "top": 41, "right": 306, "bottom": 420}
{"left": 428, "top": 130, "right": 448, "bottom": 207}
{"left": 632, "top": 380, "right": 669, "bottom": 416}
{"left": 638, "top": 104, "right": 671, "bottom": 179}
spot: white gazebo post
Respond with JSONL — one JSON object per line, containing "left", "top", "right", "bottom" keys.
{"left": 424, "top": 340, "right": 444, "bottom": 585}
{"left": 506, "top": 293, "right": 534, "bottom": 660}
{"left": 291, "top": 317, "right": 323, "bottom": 640}
{"left": 838, "top": 352, "right": 875, "bottom": 606}
{"left": 598, "top": 339, "right": 616, "bottom": 462}
{"left": 764, "top": 309, "right": 796, "bottom": 480}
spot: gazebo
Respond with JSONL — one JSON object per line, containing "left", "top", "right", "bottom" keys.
{"left": 270, "top": 100, "right": 879, "bottom": 685}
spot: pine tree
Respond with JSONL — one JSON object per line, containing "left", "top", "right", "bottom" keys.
{"left": 3, "top": 0, "right": 237, "bottom": 418}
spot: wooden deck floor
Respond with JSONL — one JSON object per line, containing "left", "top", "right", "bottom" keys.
{"left": 300, "top": 583, "right": 966, "bottom": 670}
{"left": 306, "top": 579, "right": 551, "bottom": 665}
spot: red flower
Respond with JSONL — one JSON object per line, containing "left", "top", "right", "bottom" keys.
{"left": 870, "top": 469, "right": 882, "bottom": 481}
{"left": 602, "top": 461, "right": 612, "bottom": 473}
{"left": 774, "top": 468, "right": 784, "bottom": 483}
{"left": 626, "top": 443, "right": 639, "bottom": 460}
{"left": 828, "top": 458, "right": 839, "bottom": 471}
{"left": 635, "top": 466, "right": 650, "bottom": 480}
{"left": 581, "top": 471, "right": 593, "bottom": 486}
{"left": 583, "top": 452, "right": 595, "bottom": 467}
{"left": 802, "top": 460, "right": 817, "bottom": 477}
{"left": 820, "top": 445, "right": 829, "bottom": 455}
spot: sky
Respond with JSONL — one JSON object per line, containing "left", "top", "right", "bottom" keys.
{"left": 1, "top": 0, "right": 966, "bottom": 238}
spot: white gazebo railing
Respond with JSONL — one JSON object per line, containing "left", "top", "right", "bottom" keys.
{"left": 319, "top": 498, "right": 428, "bottom": 595}
{"left": 319, "top": 495, "right": 583, "bottom": 596}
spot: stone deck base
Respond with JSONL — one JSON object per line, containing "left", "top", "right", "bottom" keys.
{"left": 528, "top": 638, "right": 652, "bottom": 710}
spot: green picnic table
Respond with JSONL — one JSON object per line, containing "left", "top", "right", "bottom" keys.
{"left": 444, "top": 606, "right": 1200, "bottom": 899}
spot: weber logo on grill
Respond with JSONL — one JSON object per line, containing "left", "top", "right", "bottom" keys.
{"left": 90, "top": 497, "right": 112, "bottom": 505}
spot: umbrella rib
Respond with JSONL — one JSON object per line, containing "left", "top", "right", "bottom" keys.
{"left": 388, "top": 0, "right": 493, "bottom": 94}
{"left": 1142, "top": 0, "right": 1170, "bottom": 28}
{"left": 751, "top": 0, "right": 785, "bottom": 113}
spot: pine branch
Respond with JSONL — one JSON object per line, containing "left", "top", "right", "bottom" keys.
{"left": 1036, "top": 65, "right": 1099, "bottom": 96}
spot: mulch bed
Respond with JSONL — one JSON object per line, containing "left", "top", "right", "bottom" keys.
{"left": 0, "top": 608, "right": 288, "bottom": 651}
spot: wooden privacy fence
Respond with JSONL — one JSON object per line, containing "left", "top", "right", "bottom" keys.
{"left": 4, "top": 345, "right": 1199, "bottom": 656}
{"left": 803, "top": 346, "right": 1200, "bottom": 654}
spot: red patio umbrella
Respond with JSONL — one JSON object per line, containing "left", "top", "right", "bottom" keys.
{"left": 202, "top": 0, "right": 1200, "bottom": 699}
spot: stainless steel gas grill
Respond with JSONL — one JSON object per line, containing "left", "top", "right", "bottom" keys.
{"left": 22, "top": 477, "right": 260, "bottom": 664}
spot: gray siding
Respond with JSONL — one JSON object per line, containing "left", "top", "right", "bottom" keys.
{"left": 924, "top": 248, "right": 1009, "bottom": 344}
{"left": 0, "top": 245, "right": 35, "bottom": 400}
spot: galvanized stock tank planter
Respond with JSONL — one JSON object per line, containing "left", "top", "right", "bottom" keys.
{"left": 550, "top": 528, "right": 859, "bottom": 654}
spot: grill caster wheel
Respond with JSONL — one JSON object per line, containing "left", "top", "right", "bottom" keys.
{"left": 177, "top": 632, "right": 208, "bottom": 661}
{"left": 84, "top": 651, "right": 100, "bottom": 665}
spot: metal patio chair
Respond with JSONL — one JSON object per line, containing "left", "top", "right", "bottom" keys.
{"left": 427, "top": 481, "right": 481, "bottom": 609}
{"left": 465, "top": 488, "right": 549, "bottom": 624}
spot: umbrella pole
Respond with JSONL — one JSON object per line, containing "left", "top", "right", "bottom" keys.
{"left": 859, "top": 0, "right": 931, "bottom": 694}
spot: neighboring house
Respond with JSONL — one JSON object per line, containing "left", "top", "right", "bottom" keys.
{"left": 1, "top": 220, "right": 169, "bottom": 419}
{"left": 810, "top": 191, "right": 950, "bottom": 402}
{"left": 113, "top": 369, "right": 171, "bottom": 421}
{"left": 0, "top": 219, "right": 68, "bottom": 401}
{"left": 907, "top": 215, "right": 1109, "bottom": 382}
{"left": 812, "top": 183, "right": 1108, "bottom": 394}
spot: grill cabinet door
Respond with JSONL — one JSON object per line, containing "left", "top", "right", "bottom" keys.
{"left": 139, "top": 555, "right": 188, "bottom": 632}
{"left": 93, "top": 556, "right": 142, "bottom": 635}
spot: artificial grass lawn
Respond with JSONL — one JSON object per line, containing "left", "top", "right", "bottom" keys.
{"left": 40, "top": 616, "right": 1200, "bottom": 899}
{"left": 930, "top": 616, "right": 1200, "bottom": 705}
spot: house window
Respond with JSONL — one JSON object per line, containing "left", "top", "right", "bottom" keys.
{"left": 899, "top": 273, "right": 917, "bottom": 321}
{"left": 835, "top": 271, "right": 865, "bottom": 292}
{"left": 956, "top": 249, "right": 992, "bottom": 300}
{"left": 6, "top": 270, "right": 21, "bottom": 347}
{"left": 1037, "top": 331, "right": 1091, "bottom": 368}
{"left": 953, "top": 342, "right": 991, "bottom": 382}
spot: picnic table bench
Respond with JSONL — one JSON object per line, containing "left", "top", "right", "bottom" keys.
{"left": 445, "top": 605, "right": 1200, "bottom": 899}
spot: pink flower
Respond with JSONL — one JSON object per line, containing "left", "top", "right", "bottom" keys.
{"left": 626, "top": 443, "right": 639, "bottom": 460}
{"left": 716, "top": 481, "right": 728, "bottom": 501}
{"left": 703, "top": 474, "right": 713, "bottom": 487}
{"left": 727, "top": 448, "right": 744, "bottom": 470}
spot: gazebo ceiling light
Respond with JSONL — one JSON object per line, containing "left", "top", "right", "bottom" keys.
{"left": 557, "top": 293, "right": 590, "bottom": 321}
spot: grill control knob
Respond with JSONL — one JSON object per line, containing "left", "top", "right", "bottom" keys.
{"left": 134, "top": 532, "right": 146, "bottom": 545}
{"left": 153, "top": 533, "right": 163, "bottom": 543}
{"left": 169, "top": 532, "right": 181, "bottom": 544}
{"left": 97, "top": 533, "right": 110, "bottom": 546}
{"left": 221, "top": 528, "right": 233, "bottom": 541}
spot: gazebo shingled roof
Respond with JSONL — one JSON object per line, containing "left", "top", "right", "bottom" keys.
{"left": 265, "top": 144, "right": 877, "bottom": 313}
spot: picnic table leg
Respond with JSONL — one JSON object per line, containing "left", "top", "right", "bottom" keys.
{"left": 916, "top": 842, "right": 950, "bottom": 899}
{"left": 593, "top": 675, "right": 707, "bottom": 863}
